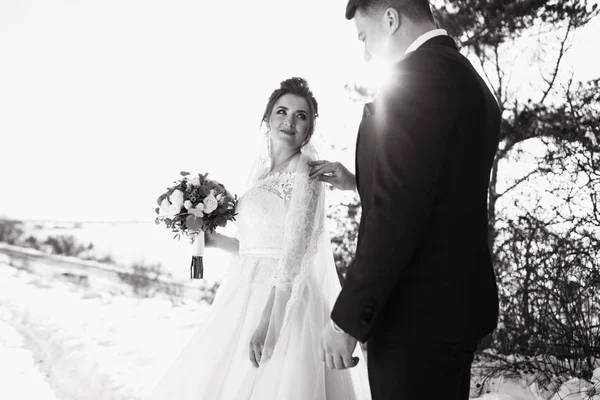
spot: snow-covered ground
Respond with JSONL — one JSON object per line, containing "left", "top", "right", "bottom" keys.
{"left": 0, "top": 318, "right": 60, "bottom": 400}
{"left": 0, "top": 256, "right": 598, "bottom": 400}
{"left": 0, "top": 257, "right": 210, "bottom": 400}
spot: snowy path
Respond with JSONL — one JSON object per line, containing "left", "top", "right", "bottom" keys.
{"left": 0, "top": 318, "right": 60, "bottom": 400}
{"left": 0, "top": 260, "right": 210, "bottom": 400}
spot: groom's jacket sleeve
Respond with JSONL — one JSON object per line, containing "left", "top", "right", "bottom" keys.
{"left": 331, "top": 51, "right": 462, "bottom": 342}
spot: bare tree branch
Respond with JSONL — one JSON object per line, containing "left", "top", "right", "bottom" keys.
{"left": 540, "top": 21, "right": 573, "bottom": 104}
{"left": 493, "top": 44, "right": 506, "bottom": 107}
{"left": 497, "top": 167, "right": 550, "bottom": 199}
{"left": 478, "top": 50, "right": 502, "bottom": 105}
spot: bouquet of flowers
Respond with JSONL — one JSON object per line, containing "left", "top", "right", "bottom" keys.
{"left": 155, "top": 171, "right": 238, "bottom": 279}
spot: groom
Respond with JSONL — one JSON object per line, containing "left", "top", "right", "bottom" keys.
{"left": 314, "top": 0, "right": 500, "bottom": 399}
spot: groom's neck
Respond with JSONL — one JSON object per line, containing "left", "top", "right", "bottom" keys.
{"left": 388, "top": 20, "right": 437, "bottom": 60}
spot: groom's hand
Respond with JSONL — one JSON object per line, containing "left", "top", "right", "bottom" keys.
{"left": 308, "top": 160, "right": 356, "bottom": 191}
{"left": 319, "top": 322, "right": 359, "bottom": 370}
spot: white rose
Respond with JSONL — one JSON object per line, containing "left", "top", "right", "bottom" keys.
{"left": 159, "top": 198, "right": 171, "bottom": 216}
{"left": 195, "top": 203, "right": 205, "bottom": 212}
{"left": 167, "top": 204, "right": 180, "bottom": 219}
{"left": 188, "top": 208, "right": 204, "bottom": 218}
{"left": 184, "top": 200, "right": 193, "bottom": 210}
{"left": 203, "top": 194, "right": 218, "bottom": 214}
{"left": 190, "top": 177, "right": 201, "bottom": 186}
{"left": 216, "top": 194, "right": 224, "bottom": 203}
{"left": 169, "top": 189, "right": 185, "bottom": 209}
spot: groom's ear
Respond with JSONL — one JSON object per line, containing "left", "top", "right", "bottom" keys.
{"left": 384, "top": 8, "right": 401, "bottom": 34}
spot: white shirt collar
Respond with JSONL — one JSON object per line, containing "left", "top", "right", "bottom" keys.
{"left": 404, "top": 29, "right": 448, "bottom": 55}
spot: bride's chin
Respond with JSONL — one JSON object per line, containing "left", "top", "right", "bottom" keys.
{"left": 271, "top": 137, "right": 301, "bottom": 152}
{"left": 277, "top": 130, "right": 296, "bottom": 138}
{"left": 272, "top": 133, "right": 297, "bottom": 144}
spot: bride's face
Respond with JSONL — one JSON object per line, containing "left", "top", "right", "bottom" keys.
{"left": 268, "top": 94, "right": 311, "bottom": 150}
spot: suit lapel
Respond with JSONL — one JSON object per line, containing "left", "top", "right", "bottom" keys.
{"left": 355, "top": 130, "right": 361, "bottom": 191}
{"left": 355, "top": 101, "right": 376, "bottom": 194}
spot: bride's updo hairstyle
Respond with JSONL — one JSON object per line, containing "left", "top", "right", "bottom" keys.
{"left": 262, "top": 77, "right": 319, "bottom": 147}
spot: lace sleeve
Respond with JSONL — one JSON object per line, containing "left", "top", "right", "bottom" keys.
{"left": 273, "top": 170, "right": 321, "bottom": 290}
{"left": 258, "top": 168, "right": 323, "bottom": 358}
{"left": 255, "top": 149, "right": 338, "bottom": 366}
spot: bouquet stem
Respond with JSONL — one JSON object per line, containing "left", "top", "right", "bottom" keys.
{"left": 190, "top": 232, "right": 205, "bottom": 280}
{"left": 190, "top": 255, "right": 204, "bottom": 279}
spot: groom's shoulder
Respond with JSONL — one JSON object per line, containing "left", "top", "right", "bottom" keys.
{"left": 403, "top": 42, "right": 465, "bottom": 71}
{"left": 397, "top": 40, "right": 479, "bottom": 84}
{"left": 392, "top": 51, "right": 460, "bottom": 88}
{"left": 418, "top": 35, "right": 463, "bottom": 60}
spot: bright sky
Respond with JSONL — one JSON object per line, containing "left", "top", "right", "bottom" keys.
{"left": 0, "top": 0, "right": 598, "bottom": 222}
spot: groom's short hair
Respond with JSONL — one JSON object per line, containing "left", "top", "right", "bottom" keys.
{"left": 345, "top": 0, "right": 434, "bottom": 23}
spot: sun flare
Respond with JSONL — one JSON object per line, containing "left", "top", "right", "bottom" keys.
{"left": 353, "top": 58, "right": 394, "bottom": 94}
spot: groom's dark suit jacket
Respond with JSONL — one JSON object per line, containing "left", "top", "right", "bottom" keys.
{"left": 331, "top": 36, "right": 500, "bottom": 344}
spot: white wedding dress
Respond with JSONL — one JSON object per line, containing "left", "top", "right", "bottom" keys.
{"left": 149, "top": 153, "right": 371, "bottom": 400}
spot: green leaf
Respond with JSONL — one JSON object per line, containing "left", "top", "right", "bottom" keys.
{"left": 180, "top": 171, "right": 190, "bottom": 176}
{"left": 186, "top": 215, "right": 202, "bottom": 231}
{"left": 156, "top": 193, "right": 167, "bottom": 205}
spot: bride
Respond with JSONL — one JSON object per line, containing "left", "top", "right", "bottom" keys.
{"left": 148, "top": 77, "right": 371, "bottom": 400}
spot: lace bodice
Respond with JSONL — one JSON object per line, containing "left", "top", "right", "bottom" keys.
{"left": 231, "top": 153, "right": 329, "bottom": 352}
{"left": 235, "top": 172, "right": 296, "bottom": 257}
{"left": 234, "top": 162, "right": 323, "bottom": 297}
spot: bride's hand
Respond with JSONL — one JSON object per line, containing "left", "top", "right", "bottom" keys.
{"left": 204, "top": 229, "right": 220, "bottom": 249}
{"left": 197, "top": 230, "right": 239, "bottom": 256}
{"left": 249, "top": 320, "right": 273, "bottom": 368}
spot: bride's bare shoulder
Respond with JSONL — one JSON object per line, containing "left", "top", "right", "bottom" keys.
{"left": 290, "top": 152, "right": 316, "bottom": 171}
{"left": 281, "top": 153, "right": 302, "bottom": 173}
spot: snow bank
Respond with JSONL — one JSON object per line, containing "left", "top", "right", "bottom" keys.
{"left": 0, "top": 262, "right": 209, "bottom": 400}
{"left": 1, "top": 258, "right": 598, "bottom": 400}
